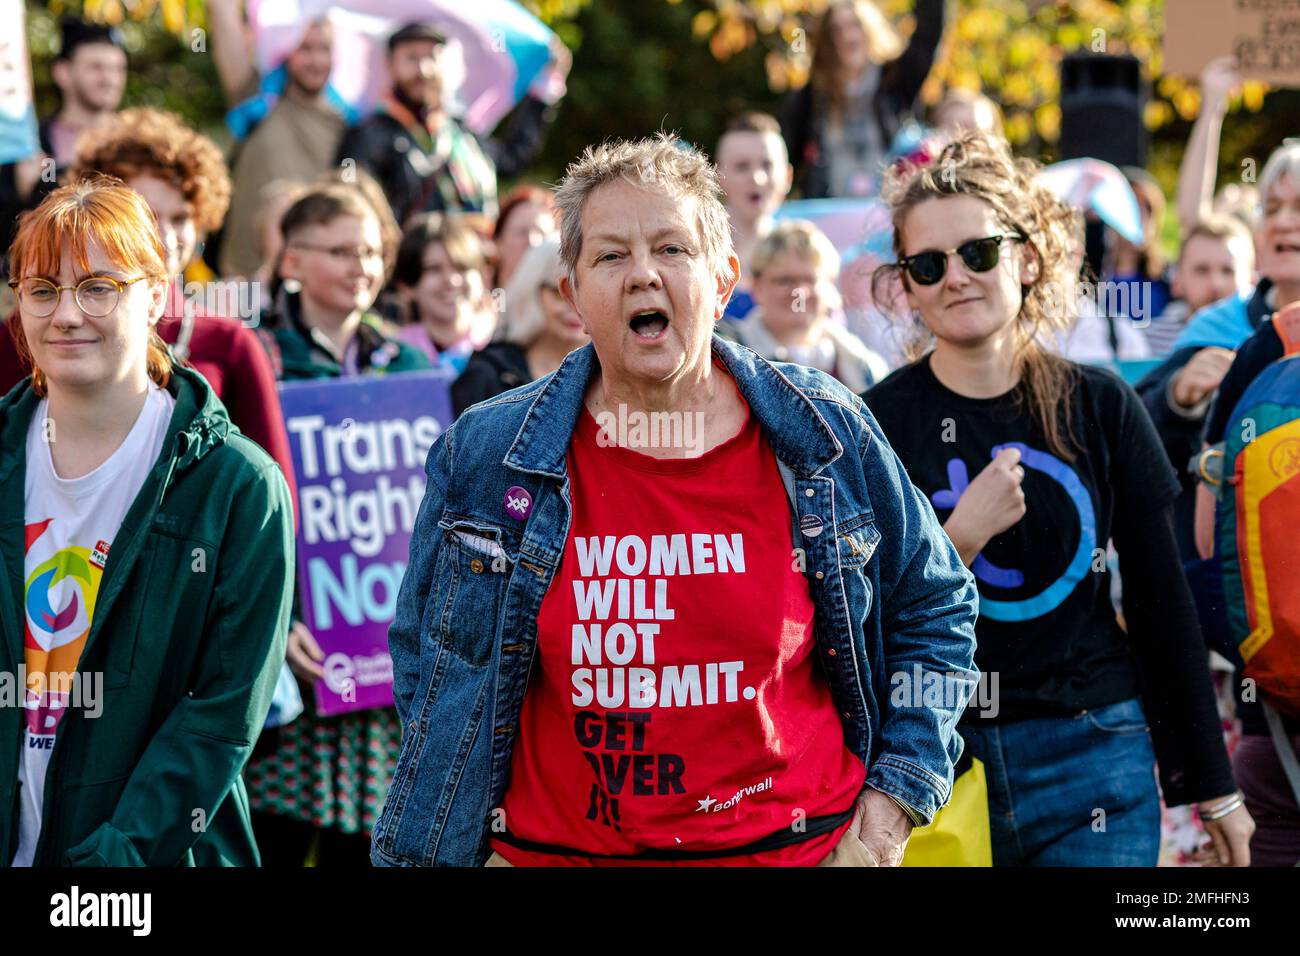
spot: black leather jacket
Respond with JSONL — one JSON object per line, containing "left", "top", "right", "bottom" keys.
{"left": 336, "top": 96, "right": 554, "bottom": 226}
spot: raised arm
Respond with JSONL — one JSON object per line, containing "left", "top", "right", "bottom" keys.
{"left": 1176, "top": 56, "right": 1242, "bottom": 235}
{"left": 207, "top": 0, "right": 258, "bottom": 105}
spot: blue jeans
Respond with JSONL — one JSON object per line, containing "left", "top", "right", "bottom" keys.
{"left": 960, "top": 697, "right": 1161, "bottom": 866}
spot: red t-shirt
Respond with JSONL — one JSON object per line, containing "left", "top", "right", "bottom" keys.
{"left": 493, "top": 380, "right": 865, "bottom": 866}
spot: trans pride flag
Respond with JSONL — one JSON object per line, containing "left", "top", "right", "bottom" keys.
{"left": 0, "top": 4, "right": 40, "bottom": 164}
{"left": 247, "top": 0, "right": 559, "bottom": 135}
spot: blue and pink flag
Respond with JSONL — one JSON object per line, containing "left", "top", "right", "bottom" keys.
{"left": 0, "top": 4, "right": 40, "bottom": 165}
{"left": 247, "top": 0, "right": 561, "bottom": 135}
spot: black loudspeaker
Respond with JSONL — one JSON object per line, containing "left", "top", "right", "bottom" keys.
{"left": 1058, "top": 53, "right": 1148, "bottom": 169}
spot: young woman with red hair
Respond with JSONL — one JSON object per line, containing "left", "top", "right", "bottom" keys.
{"left": 0, "top": 177, "right": 295, "bottom": 866}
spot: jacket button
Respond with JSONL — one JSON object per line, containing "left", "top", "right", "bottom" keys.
{"left": 815, "top": 570, "right": 824, "bottom": 580}
{"left": 470, "top": 559, "right": 485, "bottom": 573}
{"left": 827, "top": 648, "right": 836, "bottom": 656}
{"left": 804, "top": 488, "right": 815, "bottom": 497}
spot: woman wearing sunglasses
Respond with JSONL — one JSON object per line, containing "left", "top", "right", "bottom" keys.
{"left": 864, "top": 133, "right": 1253, "bottom": 866}
{"left": 0, "top": 178, "right": 294, "bottom": 865}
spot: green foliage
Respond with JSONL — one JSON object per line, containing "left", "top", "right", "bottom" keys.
{"left": 26, "top": 0, "right": 228, "bottom": 146}
{"left": 32, "top": 0, "right": 1295, "bottom": 215}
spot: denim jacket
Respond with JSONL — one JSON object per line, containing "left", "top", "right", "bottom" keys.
{"left": 372, "top": 335, "right": 979, "bottom": 866}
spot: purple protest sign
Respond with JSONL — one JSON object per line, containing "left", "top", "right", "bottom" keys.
{"left": 279, "top": 370, "right": 454, "bottom": 716}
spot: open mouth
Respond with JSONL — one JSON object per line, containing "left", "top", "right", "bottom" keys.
{"left": 629, "top": 309, "right": 669, "bottom": 340}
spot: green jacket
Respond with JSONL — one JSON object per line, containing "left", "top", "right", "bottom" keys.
{"left": 257, "top": 291, "right": 431, "bottom": 381}
{"left": 0, "top": 365, "right": 295, "bottom": 866}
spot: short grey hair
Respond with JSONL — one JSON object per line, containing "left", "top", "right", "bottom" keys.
{"left": 553, "top": 133, "right": 736, "bottom": 283}
{"left": 495, "top": 236, "right": 563, "bottom": 347}
{"left": 1259, "top": 140, "right": 1300, "bottom": 208}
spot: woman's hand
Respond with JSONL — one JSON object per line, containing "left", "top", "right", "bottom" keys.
{"left": 286, "top": 620, "right": 325, "bottom": 682}
{"left": 943, "top": 447, "right": 1027, "bottom": 566}
{"left": 1192, "top": 796, "right": 1254, "bottom": 867}
{"left": 853, "top": 788, "right": 914, "bottom": 866}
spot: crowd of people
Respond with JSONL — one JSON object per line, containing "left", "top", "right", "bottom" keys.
{"left": 0, "top": 1, "right": 1297, "bottom": 869}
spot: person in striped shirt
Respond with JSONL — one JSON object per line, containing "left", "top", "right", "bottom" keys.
{"left": 1142, "top": 216, "right": 1255, "bottom": 358}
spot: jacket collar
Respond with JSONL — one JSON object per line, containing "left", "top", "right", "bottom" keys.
{"left": 503, "top": 335, "right": 842, "bottom": 480}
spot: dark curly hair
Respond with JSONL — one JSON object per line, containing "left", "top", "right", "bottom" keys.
{"left": 68, "top": 107, "right": 232, "bottom": 233}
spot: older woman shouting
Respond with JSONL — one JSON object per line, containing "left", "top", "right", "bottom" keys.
{"left": 372, "top": 135, "right": 978, "bottom": 867}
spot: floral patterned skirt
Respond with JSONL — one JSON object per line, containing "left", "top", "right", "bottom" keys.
{"left": 244, "top": 706, "right": 402, "bottom": 835}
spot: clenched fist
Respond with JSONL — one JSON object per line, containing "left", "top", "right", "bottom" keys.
{"left": 943, "top": 446, "right": 1027, "bottom": 566}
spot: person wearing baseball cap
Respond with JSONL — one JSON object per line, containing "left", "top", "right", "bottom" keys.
{"left": 337, "top": 20, "right": 570, "bottom": 228}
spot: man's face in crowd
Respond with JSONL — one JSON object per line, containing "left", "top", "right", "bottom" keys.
{"left": 1175, "top": 234, "right": 1254, "bottom": 313}
{"left": 54, "top": 43, "right": 127, "bottom": 113}
{"left": 389, "top": 39, "right": 444, "bottom": 110}
{"left": 716, "top": 131, "right": 791, "bottom": 227}
{"left": 561, "top": 179, "right": 738, "bottom": 389}
{"left": 285, "top": 21, "right": 333, "bottom": 96}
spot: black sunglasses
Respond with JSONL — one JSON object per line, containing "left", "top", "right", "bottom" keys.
{"left": 896, "top": 234, "right": 1025, "bottom": 286}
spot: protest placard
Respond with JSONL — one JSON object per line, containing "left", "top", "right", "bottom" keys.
{"left": 279, "top": 370, "right": 453, "bottom": 716}
{"left": 0, "top": 5, "right": 40, "bottom": 164}
{"left": 1165, "top": 0, "right": 1300, "bottom": 87}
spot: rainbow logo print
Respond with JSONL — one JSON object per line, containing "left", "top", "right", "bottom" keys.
{"left": 22, "top": 519, "right": 103, "bottom": 736}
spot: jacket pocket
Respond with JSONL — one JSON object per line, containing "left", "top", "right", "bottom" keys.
{"left": 837, "top": 515, "right": 881, "bottom": 618}
{"left": 837, "top": 515, "right": 881, "bottom": 570}
{"left": 431, "top": 518, "right": 515, "bottom": 667}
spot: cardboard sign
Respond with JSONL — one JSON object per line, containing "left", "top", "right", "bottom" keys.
{"left": 0, "top": 5, "right": 40, "bottom": 164}
{"left": 279, "top": 370, "right": 454, "bottom": 716}
{"left": 1165, "top": 0, "right": 1300, "bottom": 87}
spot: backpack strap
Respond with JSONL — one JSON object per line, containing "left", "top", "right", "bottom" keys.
{"left": 1190, "top": 442, "right": 1227, "bottom": 495}
{"left": 1274, "top": 302, "right": 1300, "bottom": 357}
{"left": 1262, "top": 701, "right": 1300, "bottom": 812}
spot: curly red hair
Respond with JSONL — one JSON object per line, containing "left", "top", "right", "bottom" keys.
{"left": 68, "top": 107, "right": 232, "bottom": 233}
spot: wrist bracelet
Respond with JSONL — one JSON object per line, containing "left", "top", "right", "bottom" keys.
{"left": 1198, "top": 795, "right": 1244, "bottom": 822}
{"left": 1199, "top": 791, "right": 1242, "bottom": 814}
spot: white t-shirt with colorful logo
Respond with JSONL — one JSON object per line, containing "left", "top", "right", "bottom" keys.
{"left": 13, "top": 384, "right": 174, "bottom": 867}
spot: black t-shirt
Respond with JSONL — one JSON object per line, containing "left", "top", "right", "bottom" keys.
{"left": 865, "top": 354, "right": 1181, "bottom": 722}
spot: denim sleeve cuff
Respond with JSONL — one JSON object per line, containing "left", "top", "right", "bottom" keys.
{"left": 869, "top": 785, "right": 928, "bottom": 827}
{"left": 866, "top": 754, "right": 950, "bottom": 827}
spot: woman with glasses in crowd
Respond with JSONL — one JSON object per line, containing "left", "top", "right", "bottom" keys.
{"left": 242, "top": 180, "right": 428, "bottom": 866}
{"left": 0, "top": 177, "right": 294, "bottom": 865}
{"left": 863, "top": 133, "right": 1253, "bottom": 866}
{"left": 724, "top": 219, "right": 887, "bottom": 392}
